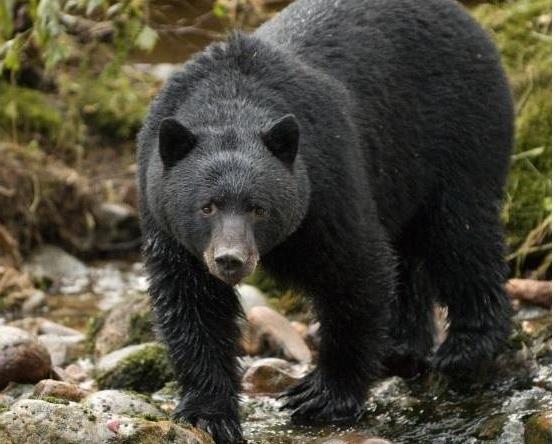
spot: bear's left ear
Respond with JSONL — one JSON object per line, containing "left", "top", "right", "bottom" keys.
{"left": 158, "top": 117, "right": 196, "bottom": 168}
{"left": 261, "top": 114, "right": 300, "bottom": 166}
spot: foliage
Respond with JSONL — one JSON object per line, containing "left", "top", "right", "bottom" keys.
{"left": 473, "top": 0, "right": 552, "bottom": 275}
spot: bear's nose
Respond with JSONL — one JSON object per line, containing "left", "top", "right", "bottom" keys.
{"left": 214, "top": 250, "right": 245, "bottom": 274}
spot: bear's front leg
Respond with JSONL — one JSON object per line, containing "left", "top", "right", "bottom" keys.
{"left": 143, "top": 233, "right": 245, "bottom": 444}
{"left": 281, "top": 240, "right": 395, "bottom": 424}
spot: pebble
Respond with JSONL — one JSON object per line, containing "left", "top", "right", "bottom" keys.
{"left": 33, "top": 379, "right": 88, "bottom": 402}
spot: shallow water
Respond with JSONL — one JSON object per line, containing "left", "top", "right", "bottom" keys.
{"left": 11, "top": 259, "right": 551, "bottom": 443}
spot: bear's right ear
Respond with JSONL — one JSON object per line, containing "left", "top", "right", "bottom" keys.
{"left": 158, "top": 117, "right": 196, "bottom": 168}
{"left": 261, "top": 114, "right": 300, "bottom": 166}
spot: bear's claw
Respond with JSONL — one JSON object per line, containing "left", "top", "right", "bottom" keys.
{"left": 280, "top": 370, "right": 364, "bottom": 425}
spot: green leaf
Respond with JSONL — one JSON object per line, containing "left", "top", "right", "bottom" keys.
{"left": 134, "top": 25, "right": 158, "bottom": 52}
{"left": 213, "top": 2, "right": 229, "bottom": 19}
{"left": 0, "top": 0, "right": 15, "bottom": 40}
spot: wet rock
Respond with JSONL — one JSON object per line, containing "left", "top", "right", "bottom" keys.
{"left": 477, "top": 414, "right": 508, "bottom": 440}
{"left": 0, "top": 398, "right": 213, "bottom": 444}
{"left": 524, "top": 411, "right": 552, "bottom": 444}
{"left": 83, "top": 389, "right": 165, "bottom": 419}
{"left": 91, "top": 292, "right": 155, "bottom": 357}
{"left": 237, "top": 284, "right": 269, "bottom": 313}
{"left": 0, "top": 326, "right": 52, "bottom": 389}
{"left": 23, "top": 245, "right": 89, "bottom": 293}
{"left": 242, "top": 358, "right": 302, "bottom": 395}
{"left": 317, "top": 435, "right": 393, "bottom": 444}
{"left": 95, "top": 342, "right": 173, "bottom": 392}
{"left": 33, "top": 379, "right": 88, "bottom": 402}
{"left": 243, "top": 306, "right": 312, "bottom": 363}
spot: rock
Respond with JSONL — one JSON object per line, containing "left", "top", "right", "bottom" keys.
{"left": 63, "top": 363, "right": 90, "bottom": 383}
{"left": 103, "top": 418, "right": 213, "bottom": 444}
{"left": 38, "top": 334, "right": 86, "bottom": 366}
{"left": 0, "top": 326, "right": 52, "bottom": 389}
{"left": 0, "top": 383, "right": 35, "bottom": 409}
{"left": 91, "top": 292, "right": 155, "bottom": 357}
{"left": 95, "top": 342, "right": 173, "bottom": 392}
{"left": 525, "top": 411, "right": 552, "bottom": 444}
{"left": 23, "top": 245, "right": 89, "bottom": 292}
{"left": 0, "top": 398, "right": 213, "bottom": 444}
{"left": 33, "top": 379, "right": 88, "bottom": 402}
{"left": 477, "top": 414, "right": 508, "bottom": 440}
{"left": 83, "top": 390, "right": 164, "bottom": 419}
{"left": 242, "top": 358, "right": 302, "bottom": 395}
{"left": 317, "top": 434, "right": 393, "bottom": 444}
{"left": 10, "top": 318, "right": 86, "bottom": 366}
{"left": 237, "top": 284, "right": 269, "bottom": 313}
{"left": 243, "top": 306, "right": 312, "bottom": 363}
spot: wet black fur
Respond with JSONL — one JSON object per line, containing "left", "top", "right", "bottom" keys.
{"left": 137, "top": 0, "right": 514, "bottom": 442}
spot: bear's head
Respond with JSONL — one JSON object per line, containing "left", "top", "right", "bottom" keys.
{"left": 148, "top": 114, "right": 310, "bottom": 285}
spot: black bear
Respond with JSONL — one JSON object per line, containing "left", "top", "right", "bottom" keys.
{"left": 137, "top": 0, "right": 513, "bottom": 442}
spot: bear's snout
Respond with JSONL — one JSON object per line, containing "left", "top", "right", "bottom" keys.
{"left": 204, "top": 242, "right": 258, "bottom": 286}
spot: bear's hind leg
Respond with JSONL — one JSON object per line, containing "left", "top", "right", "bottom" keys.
{"left": 384, "top": 257, "right": 435, "bottom": 378}
{"left": 424, "top": 192, "right": 511, "bottom": 377}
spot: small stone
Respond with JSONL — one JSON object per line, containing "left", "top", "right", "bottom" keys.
{"left": 525, "top": 411, "right": 552, "bottom": 444}
{"left": 237, "top": 284, "right": 269, "bottom": 313}
{"left": 242, "top": 358, "right": 302, "bottom": 395}
{"left": 95, "top": 342, "right": 173, "bottom": 392}
{"left": 63, "top": 363, "right": 90, "bottom": 383}
{"left": 33, "top": 379, "right": 88, "bottom": 402}
{"left": 243, "top": 306, "right": 312, "bottom": 363}
{"left": 0, "top": 326, "right": 52, "bottom": 389}
{"left": 83, "top": 390, "right": 165, "bottom": 418}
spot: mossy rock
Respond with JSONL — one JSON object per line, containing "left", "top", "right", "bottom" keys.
{"left": 87, "top": 292, "right": 156, "bottom": 357}
{"left": 95, "top": 343, "right": 174, "bottom": 393}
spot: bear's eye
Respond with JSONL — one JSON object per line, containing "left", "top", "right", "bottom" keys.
{"left": 253, "top": 206, "right": 267, "bottom": 218}
{"left": 200, "top": 203, "right": 216, "bottom": 216}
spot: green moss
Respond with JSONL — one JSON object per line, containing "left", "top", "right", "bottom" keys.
{"left": 0, "top": 82, "right": 63, "bottom": 139}
{"left": 473, "top": 0, "right": 551, "bottom": 269}
{"left": 77, "top": 75, "right": 149, "bottom": 140}
{"left": 97, "top": 344, "right": 174, "bottom": 393}
{"left": 128, "top": 309, "right": 156, "bottom": 345}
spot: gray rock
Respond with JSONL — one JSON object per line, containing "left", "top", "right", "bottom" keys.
{"left": 83, "top": 390, "right": 165, "bottom": 418}
{"left": 0, "top": 326, "right": 52, "bottom": 389}
{"left": 38, "top": 333, "right": 85, "bottom": 366}
{"left": 0, "top": 399, "right": 212, "bottom": 444}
